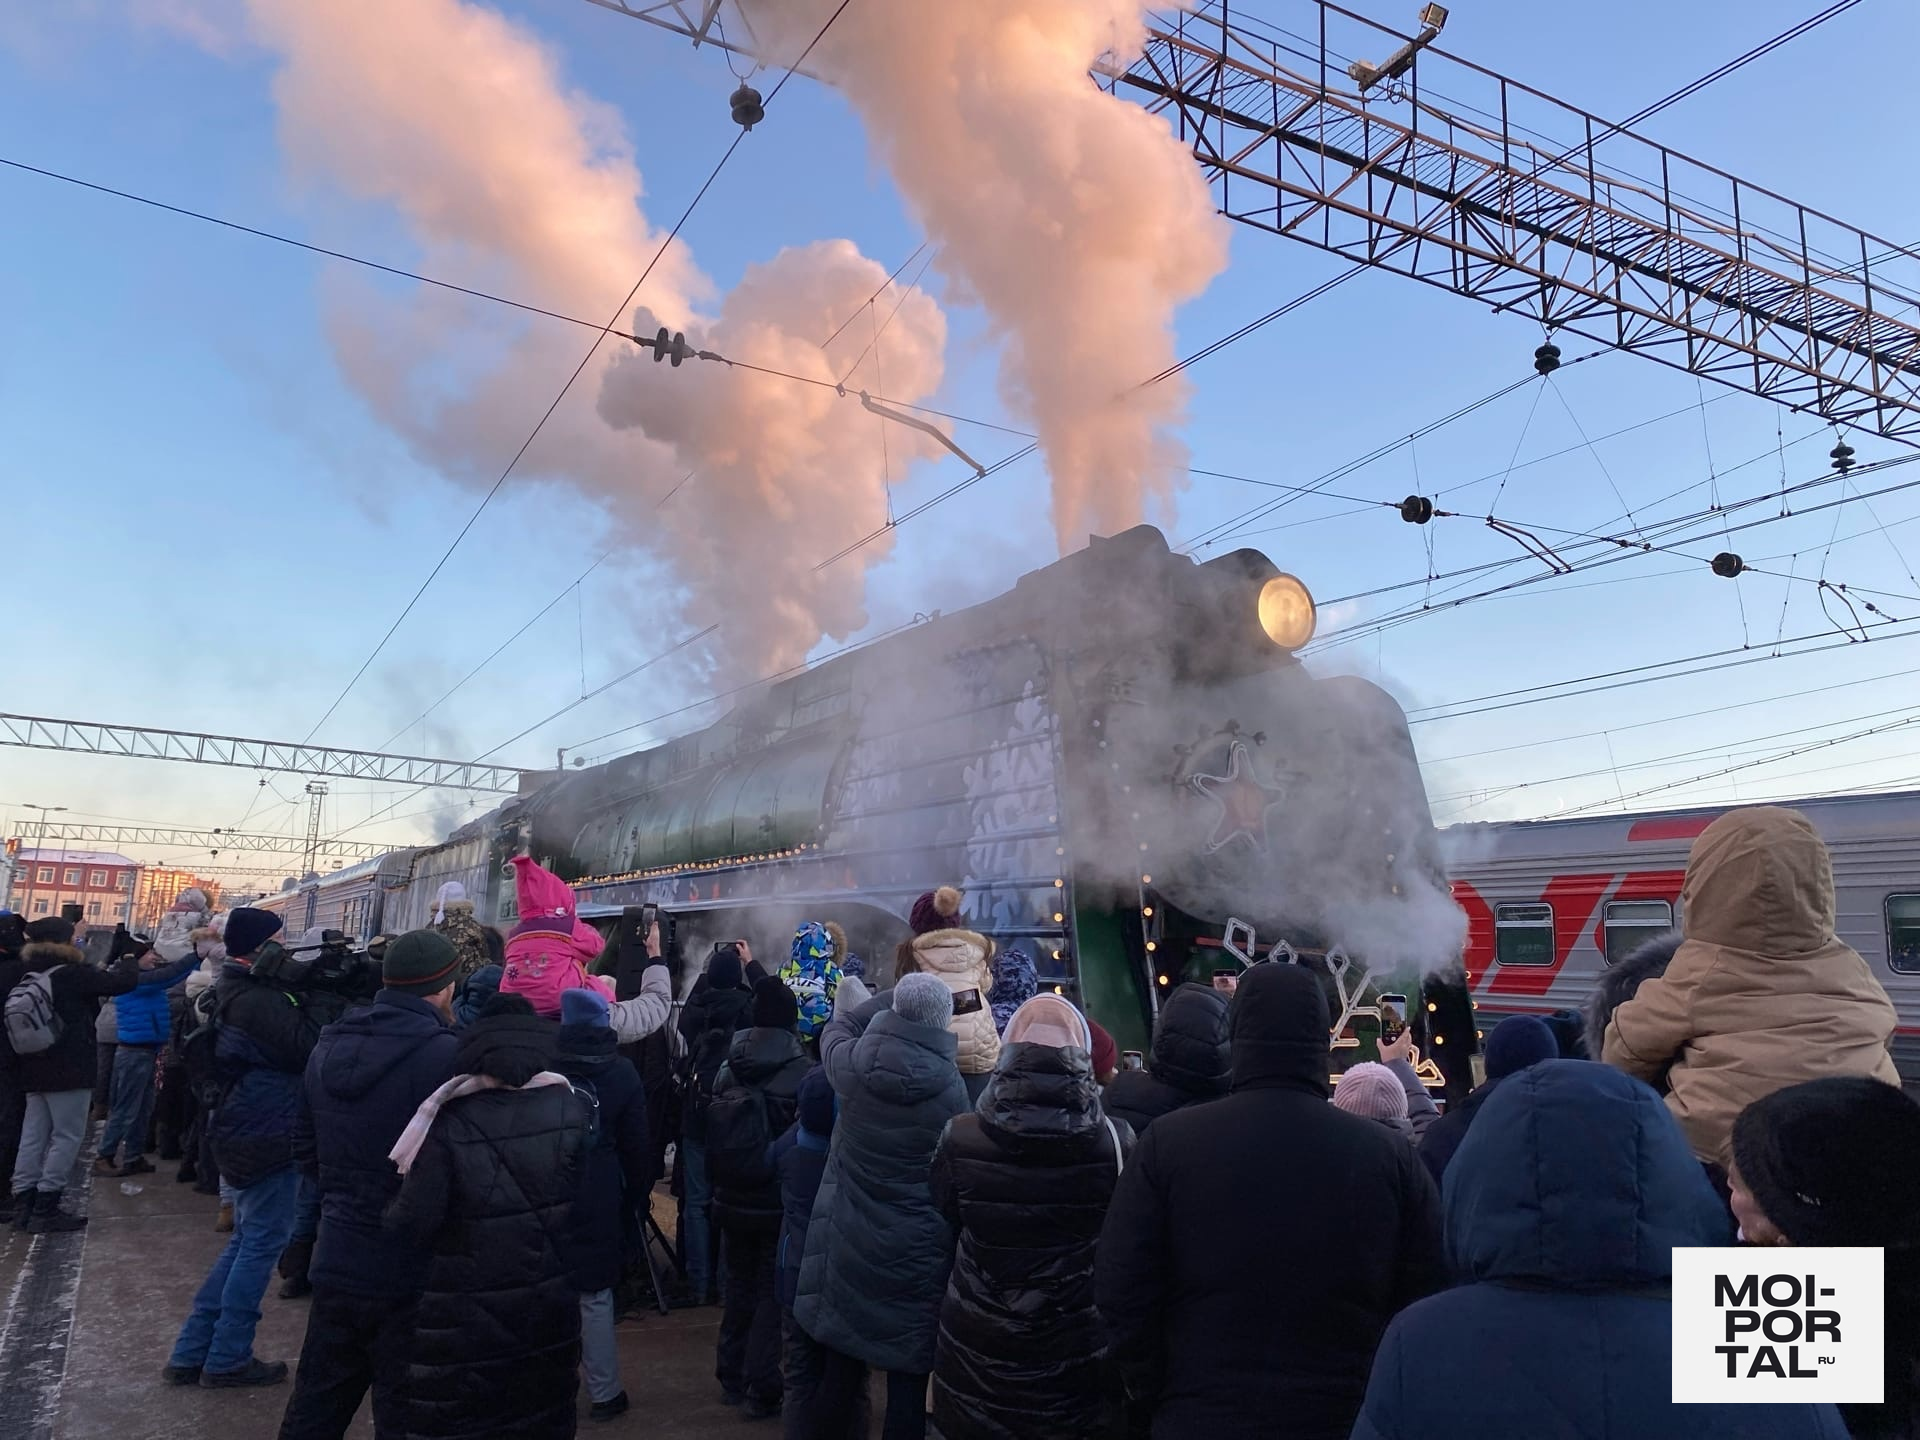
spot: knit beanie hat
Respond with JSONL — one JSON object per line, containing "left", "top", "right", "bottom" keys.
{"left": 382, "top": 928, "right": 463, "bottom": 997}
{"left": 1333, "top": 1062, "right": 1409, "bottom": 1121}
{"left": 753, "top": 976, "right": 800, "bottom": 1031}
{"left": 25, "top": 916, "right": 76, "bottom": 947}
{"left": 707, "top": 943, "right": 745, "bottom": 991}
{"left": 1484, "top": 1014, "right": 1558, "bottom": 1079}
{"left": 224, "top": 907, "right": 284, "bottom": 960}
{"left": 560, "top": 987, "right": 611, "bottom": 1028}
{"left": 1731, "top": 1076, "right": 1920, "bottom": 1247}
{"left": 797, "top": 1066, "right": 836, "bottom": 1138}
{"left": 909, "top": 885, "right": 962, "bottom": 936}
{"left": 1089, "top": 1018, "right": 1119, "bottom": 1079}
{"left": 893, "top": 972, "right": 955, "bottom": 1030}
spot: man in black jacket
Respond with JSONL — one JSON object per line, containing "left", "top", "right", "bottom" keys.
{"left": 553, "top": 986, "right": 651, "bottom": 1424}
{"left": 9, "top": 916, "right": 141, "bottom": 1231}
{"left": 677, "top": 941, "right": 759, "bottom": 1303}
{"left": 0, "top": 912, "right": 30, "bottom": 1224}
{"left": 708, "top": 977, "right": 812, "bottom": 1417}
{"left": 1095, "top": 963, "right": 1445, "bottom": 1440}
{"left": 1104, "top": 982, "right": 1230, "bottom": 1136}
{"left": 275, "top": 928, "right": 464, "bottom": 1439}
{"left": 166, "top": 908, "right": 327, "bottom": 1390}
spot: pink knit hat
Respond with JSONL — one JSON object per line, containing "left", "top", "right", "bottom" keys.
{"left": 510, "top": 856, "right": 576, "bottom": 925}
{"left": 1332, "top": 1062, "right": 1408, "bottom": 1121}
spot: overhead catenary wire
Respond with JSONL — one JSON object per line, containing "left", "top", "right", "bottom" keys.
{"left": 296, "top": 0, "right": 857, "bottom": 747}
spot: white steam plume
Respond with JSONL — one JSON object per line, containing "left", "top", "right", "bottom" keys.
{"left": 739, "top": 0, "right": 1230, "bottom": 548}
{"left": 218, "top": 0, "right": 945, "bottom": 688}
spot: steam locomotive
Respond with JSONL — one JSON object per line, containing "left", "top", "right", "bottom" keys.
{"left": 268, "top": 525, "right": 1473, "bottom": 1068}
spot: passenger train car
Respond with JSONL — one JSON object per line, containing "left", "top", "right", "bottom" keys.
{"left": 1447, "top": 790, "right": 1920, "bottom": 1084}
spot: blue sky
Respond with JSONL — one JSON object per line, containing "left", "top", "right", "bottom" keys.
{"left": 2, "top": 0, "right": 1917, "bottom": 888}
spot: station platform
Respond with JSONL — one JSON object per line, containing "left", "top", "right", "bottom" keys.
{"left": 0, "top": 1137, "right": 804, "bottom": 1440}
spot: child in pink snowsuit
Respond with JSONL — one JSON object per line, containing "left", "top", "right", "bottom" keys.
{"left": 498, "top": 855, "right": 614, "bottom": 1017}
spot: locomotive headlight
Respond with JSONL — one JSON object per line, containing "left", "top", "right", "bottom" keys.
{"left": 1257, "top": 573, "right": 1317, "bottom": 650}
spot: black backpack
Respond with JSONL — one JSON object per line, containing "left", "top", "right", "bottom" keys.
{"left": 178, "top": 987, "right": 231, "bottom": 1103}
{"left": 678, "top": 1021, "right": 734, "bottom": 1141}
{"left": 705, "top": 1076, "right": 774, "bottom": 1190}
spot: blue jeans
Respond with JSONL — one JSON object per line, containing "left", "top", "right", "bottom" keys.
{"left": 169, "top": 1166, "right": 299, "bottom": 1374}
{"left": 682, "top": 1139, "right": 713, "bottom": 1298}
{"left": 97, "top": 1045, "right": 159, "bottom": 1163}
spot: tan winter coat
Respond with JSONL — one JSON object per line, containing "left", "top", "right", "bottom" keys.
{"left": 909, "top": 928, "right": 1001, "bottom": 1076}
{"left": 1603, "top": 806, "right": 1899, "bottom": 1168}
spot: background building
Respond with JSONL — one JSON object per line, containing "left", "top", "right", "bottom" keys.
{"left": 134, "top": 868, "right": 224, "bottom": 933}
{"left": 7, "top": 847, "right": 140, "bottom": 926}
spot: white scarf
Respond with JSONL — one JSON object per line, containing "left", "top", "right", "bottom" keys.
{"left": 389, "top": 1070, "right": 571, "bottom": 1175}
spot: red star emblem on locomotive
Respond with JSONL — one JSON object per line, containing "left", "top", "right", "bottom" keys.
{"left": 1191, "top": 741, "right": 1288, "bottom": 853}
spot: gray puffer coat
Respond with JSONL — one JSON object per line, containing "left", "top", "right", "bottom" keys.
{"left": 795, "top": 991, "right": 970, "bottom": 1374}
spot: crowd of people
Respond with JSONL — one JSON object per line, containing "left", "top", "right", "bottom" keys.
{"left": 0, "top": 802, "right": 1914, "bottom": 1440}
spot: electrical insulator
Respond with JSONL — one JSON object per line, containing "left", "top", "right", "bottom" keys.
{"left": 1711, "top": 552, "right": 1745, "bottom": 578}
{"left": 730, "top": 83, "right": 765, "bottom": 131}
{"left": 1399, "top": 494, "right": 1435, "bottom": 524}
{"left": 1533, "top": 341, "right": 1561, "bottom": 375}
{"left": 1831, "top": 438, "right": 1855, "bottom": 474}
{"left": 649, "top": 326, "right": 693, "bottom": 366}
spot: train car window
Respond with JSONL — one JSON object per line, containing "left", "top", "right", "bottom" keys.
{"left": 1888, "top": 895, "right": 1920, "bottom": 975}
{"left": 1601, "top": 899, "right": 1674, "bottom": 967}
{"left": 1494, "top": 903, "right": 1554, "bottom": 965}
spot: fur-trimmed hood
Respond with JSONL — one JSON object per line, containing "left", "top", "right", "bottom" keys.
{"left": 23, "top": 941, "right": 83, "bottom": 972}
{"left": 439, "top": 899, "right": 476, "bottom": 920}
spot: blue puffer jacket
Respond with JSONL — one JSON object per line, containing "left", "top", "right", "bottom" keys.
{"left": 111, "top": 955, "right": 200, "bottom": 1046}
{"left": 1350, "top": 1061, "right": 1850, "bottom": 1440}
{"left": 209, "top": 962, "right": 327, "bottom": 1190}
{"left": 295, "top": 991, "right": 460, "bottom": 1297}
{"left": 795, "top": 992, "right": 969, "bottom": 1374}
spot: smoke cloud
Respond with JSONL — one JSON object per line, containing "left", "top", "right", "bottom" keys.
{"left": 738, "top": 0, "right": 1230, "bottom": 548}
{"left": 218, "top": 0, "right": 943, "bottom": 690}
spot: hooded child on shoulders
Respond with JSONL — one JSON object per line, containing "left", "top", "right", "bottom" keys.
{"left": 903, "top": 886, "right": 1000, "bottom": 1095}
{"left": 498, "top": 856, "right": 613, "bottom": 1019}
{"left": 154, "top": 887, "right": 214, "bottom": 964}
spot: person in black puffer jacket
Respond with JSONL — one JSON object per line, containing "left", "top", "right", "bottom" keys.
{"left": 8, "top": 917, "right": 139, "bottom": 1230}
{"left": 708, "top": 977, "right": 813, "bottom": 1417}
{"left": 386, "top": 996, "right": 592, "bottom": 1440}
{"left": 931, "top": 994, "right": 1132, "bottom": 1440}
{"left": 552, "top": 987, "right": 650, "bottom": 1425}
{"left": 278, "top": 928, "right": 463, "bottom": 1439}
{"left": 1104, "top": 983, "right": 1229, "bottom": 1137}
{"left": 677, "top": 942, "right": 759, "bottom": 1303}
{"left": 0, "top": 912, "right": 28, "bottom": 1223}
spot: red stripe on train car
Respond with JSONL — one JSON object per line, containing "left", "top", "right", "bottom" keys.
{"left": 1485, "top": 873, "right": 1612, "bottom": 996}
{"left": 1627, "top": 815, "right": 1719, "bottom": 842}
{"left": 1452, "top": 880, "right": 1494, "bottom": 980}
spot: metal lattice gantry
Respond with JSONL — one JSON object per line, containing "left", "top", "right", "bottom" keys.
{"left": 0, "top": 712, "right": 526, "bottom": 792}
{"left": 1110, "top": 4, "right": 1920, "bottom": 441}
{"left": 14, "top": 825, "right": 378, "bottom": 861}
{"left": 583, "top": 0, "right": 1920, "bottom": 441}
